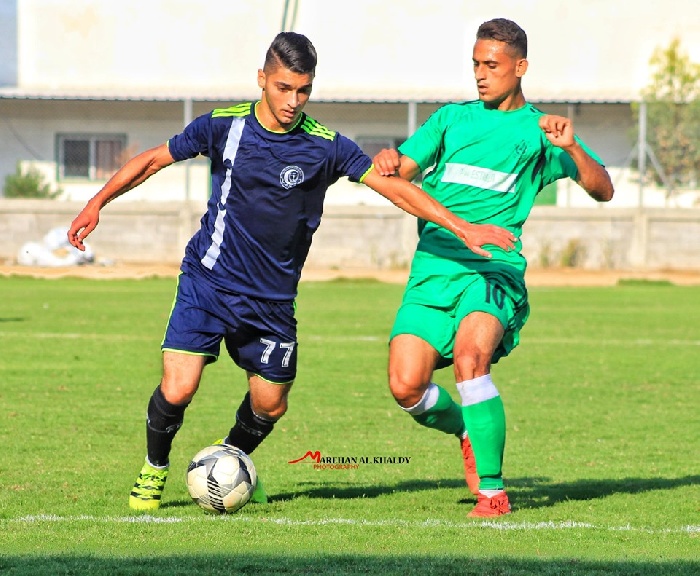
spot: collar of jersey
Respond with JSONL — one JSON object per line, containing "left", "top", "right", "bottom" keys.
{"left": 253, "top": 101, "right": 304, "bottom": 135}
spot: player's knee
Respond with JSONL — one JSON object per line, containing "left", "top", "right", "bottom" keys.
{"left": 250, "top": 394, "right": 287, "bottom": 421}
{"left": 147, "top": 385, "right": 189, "bottom": 433}
{"left": 256, "top": 403, "right": 287, "bottom": 421}
{"left": 160, "top": 380, "right": 199, "bottom": 405}
{"left": 453, "top": 350, "right": 491, "bottom": 381}
{"left": 388, "top": 371, "right": 426, "bottom": 408}
{"left": 239, "top": 391, "right": 280, "bottom": 429}
{"left": 160, "top": 368, "right": 201, "bottom": 405}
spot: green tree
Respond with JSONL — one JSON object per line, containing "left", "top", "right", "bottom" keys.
{"left": 2, "top": 162, "right": 62, "bottom": 199}
{"left": 633, "top": 37, "right": 700, "bottom": 189}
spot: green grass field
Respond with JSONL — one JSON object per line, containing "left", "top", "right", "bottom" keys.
{"left": 0, "top": 275, "right": 698, "bottom": 575}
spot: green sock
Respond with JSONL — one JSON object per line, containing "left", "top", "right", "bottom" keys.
{"left": 458, "top": 375, "right": 506, "bottom": 491}
{"left": 405, "top": 383, "right": 464, "bottom": 436}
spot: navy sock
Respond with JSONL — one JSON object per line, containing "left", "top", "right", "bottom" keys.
{"left": 145, "top": 385, "right": 188, "bottom": 467}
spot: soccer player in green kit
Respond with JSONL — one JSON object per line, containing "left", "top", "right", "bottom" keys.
{"left": 373, "top": 18, "right": 614, "bottom": 517}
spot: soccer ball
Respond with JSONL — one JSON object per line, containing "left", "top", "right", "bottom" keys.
{"left": 186, "top": 444, "right": 257, "bottom": 513}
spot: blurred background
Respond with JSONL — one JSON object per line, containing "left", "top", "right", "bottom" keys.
{"left": 1, "top": 0, "right": 699, "bottom": 270}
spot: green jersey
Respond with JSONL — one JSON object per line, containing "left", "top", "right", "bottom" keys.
{"left": 399, "top": 100, "right": 603, "bottom": 281}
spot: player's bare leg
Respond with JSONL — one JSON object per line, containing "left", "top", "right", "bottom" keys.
{"left": 389, "top": 335, "right": 469, "bottom": 492}
{"left": 223, "top": 374, "right": 293, "bottom": 504}
{"left": 454, "top": 312, "right": 511, "bottom": 517}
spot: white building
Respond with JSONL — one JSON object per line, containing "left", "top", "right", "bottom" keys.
{"left": 1, "top": 0, "right": 699, "bottom": 208}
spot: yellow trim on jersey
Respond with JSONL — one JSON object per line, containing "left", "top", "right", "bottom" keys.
{"left": 253, "top": 101, "right": 304, "bottom": 133}
{"left": 161, "top": 348, "right": 217, "bottom": 358}
{"left": 211, "top": 102, "right": 253, "bottom": 118}
{"left": 358, "top": 163, "right": 374, "bottom": 183}
{"left": 160, "top": 271, "right": 181, "bottom": 348}
{"left": 248, "top": 371, "right": 295, "bottom": 386}
{"left": 300, "top": 116, "right": 336, "bottom": 141}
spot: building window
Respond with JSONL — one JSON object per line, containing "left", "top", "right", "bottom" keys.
{"left": 57, "top": 134, "right": 126, "bottom": 180}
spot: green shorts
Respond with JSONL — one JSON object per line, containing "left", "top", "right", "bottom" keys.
{"left": 390, "top": 270, "right": 530, "bottom": 367}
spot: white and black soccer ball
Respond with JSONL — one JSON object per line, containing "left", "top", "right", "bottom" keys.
{"left": 186, "top": 444, "right": 257, "bottom": 513}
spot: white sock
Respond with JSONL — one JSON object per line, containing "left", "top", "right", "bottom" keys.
{"left": 480, "top": 489, "right": 504, "bottom": 497}
{"left": 456, "top": 373, "right": 499, "bottom": 406}
{"left": 401, "top": 382, "right": 440, "bottom": 415}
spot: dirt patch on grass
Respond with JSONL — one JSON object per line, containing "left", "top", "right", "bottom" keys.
{"left": 2, "top": 263, "right": 700, "bottom": 286}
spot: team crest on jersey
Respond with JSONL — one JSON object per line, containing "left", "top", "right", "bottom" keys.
{"left": 515, "top": 141, "right": 529, "bottom": 156}
{"left": 280, "top": 166, "right": 305, "bottom": 189}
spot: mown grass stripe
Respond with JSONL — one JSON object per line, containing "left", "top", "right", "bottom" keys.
{"left": 3, "top": 332, "right": 700, "bottom": 347}
{"left": 10, "top": 514, "right": 699, "bottom": 535}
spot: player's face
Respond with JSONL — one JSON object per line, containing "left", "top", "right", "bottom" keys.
{"left": 257, "top": 66, "right": 314, "bottom": 132}
{"left": 472, "top": 39, "right": 527, "bottom": 109}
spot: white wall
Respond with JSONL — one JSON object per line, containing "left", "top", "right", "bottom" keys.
{"left": 0, "top": 0, "right": 17, "bottom": 85}
{"left": 7, "top": 0, "right": 700, "bottom": 102}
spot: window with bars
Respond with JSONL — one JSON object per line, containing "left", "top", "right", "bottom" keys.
{"left": 57, "top": 134, "right": 127, "bottom": 180}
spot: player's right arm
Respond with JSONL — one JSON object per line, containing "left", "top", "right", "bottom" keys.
{"left": 67, "top": 143, "right": 175, "bottom": 251}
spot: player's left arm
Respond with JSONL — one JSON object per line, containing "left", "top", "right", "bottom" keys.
{"left": 539, "top": 115, "right": 614, "bottom": 202}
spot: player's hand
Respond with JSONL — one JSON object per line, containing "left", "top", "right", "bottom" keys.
{"left": 372, "top": 148, "right": 401, "bottom": 176}
{"left": 539, "top": 115, "right": 575, "bottom": 149}
{"left": 67, "top": 204, "right": 100, "bottom": 251}
{"left": 456, "top": 221, "right": 518, "bottom": 259}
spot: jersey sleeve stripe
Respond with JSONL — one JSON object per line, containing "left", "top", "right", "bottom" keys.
{"left": 211, "top": 103, "right": 253, "bottom": 118}
{"left": 300, "top": 117, "right": 336, "bottom": 140}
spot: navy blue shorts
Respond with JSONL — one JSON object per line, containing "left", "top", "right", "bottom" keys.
{"left": 161, "top": 272, "right": 297, "bottom": 384}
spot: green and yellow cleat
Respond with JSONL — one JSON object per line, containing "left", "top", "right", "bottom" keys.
{"left": 129, "top": 458, "right": 169, "bottom": 511}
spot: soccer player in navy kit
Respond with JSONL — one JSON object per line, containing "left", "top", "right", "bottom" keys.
{"left": 67, "top": 31, "right": 517, "bottom": 510}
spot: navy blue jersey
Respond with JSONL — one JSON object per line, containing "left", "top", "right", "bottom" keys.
{"left": 167, "top": 102, "right": 373, "bottom": 300}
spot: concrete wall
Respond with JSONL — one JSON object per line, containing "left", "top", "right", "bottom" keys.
{"left": 1, "top": 199, "right": 699, "bottom": 271}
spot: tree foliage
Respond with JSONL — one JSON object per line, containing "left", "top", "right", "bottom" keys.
{"left": 633, "top": 37, "right": 700, "bottom": 189}
{"left": 2, "top": 162, "right": 62, "bottom": 199}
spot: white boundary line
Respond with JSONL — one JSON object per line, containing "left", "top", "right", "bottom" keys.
{"left": 305, "top": 336, "right": 700, "bottom": 346}
{"left": 2, "top": 332, "right": 700, "bottom": 347}
{"left": 521, "top": 338, "right": 700, "bottom": 347}
{"left": 8, "top": 514, "right": 699, "bottom": 535}
{"left": 0, "top": 331, "right": 152, "bottom": 341}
